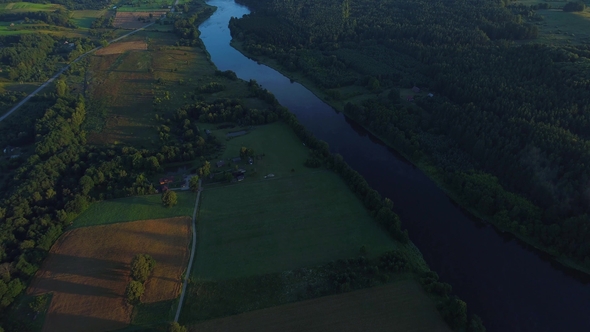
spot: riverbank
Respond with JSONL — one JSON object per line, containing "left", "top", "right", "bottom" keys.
{"left": 229, "top": 40, "right": 590, "bottom": 277}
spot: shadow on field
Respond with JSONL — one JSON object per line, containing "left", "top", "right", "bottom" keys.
{"left": 44, "top": 312, "right": 127, "bottom": 332}
{"left": 34, "top": 254, "right": 128, "bottom": 282}
{"left": 120, "top": 228, "right": 190, "bottom": 247}
{"left": 30, "top": 278, "right": 119, "bottom": 298}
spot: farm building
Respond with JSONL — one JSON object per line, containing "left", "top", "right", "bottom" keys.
{"left": 237, "top": 175, "right": 245, "bottom": 182}
{"left": 406, "top": 95, "right": 414, "bottom": 102}
{"left": 232, "top": 157, "right": 242, "bottom": 163}
{"left": 216, "top": 160, "right": 225, "bottom": 168}
{"left": 412, "top": 86, "right": 420, "bottom": 93}
{"left": 159, "top": 176, "right": 174, "bottom": 185}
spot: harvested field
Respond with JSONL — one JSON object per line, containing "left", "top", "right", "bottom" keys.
{"left": 28, "top": 217, "right": 191, "bottom": 332}
{"left": 189, "top": 280, "right": 451, "bottom": 332}
{"left": 96, "top": 41, "right": 148, "bottom": 55}
{"left": 113, "top": 11, "right": 166, "bottom": 29}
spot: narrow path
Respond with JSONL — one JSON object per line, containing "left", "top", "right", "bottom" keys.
{"left": 174, "top": 179, "right": 202, "bottom": 322}
{"left": 0, "top": 22, "right": 154, "bottom": 123}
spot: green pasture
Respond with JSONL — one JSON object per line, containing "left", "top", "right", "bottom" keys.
{"left": 194, "top": 171, "right": 397, "bottom": 280}
{"left": 70, "top": 10, "right": 107, "bottom": 29}
{"left": 115, "top": 0, "right": 174, "bottom": 12}
{"left": 0, "top": 2, "right": 62, "bottom": 13}
{"left": 205, "top": 122, "right": 311, "bottom": 179}
{"left": 71, "top": 191, "right": 197, "bottom": 228}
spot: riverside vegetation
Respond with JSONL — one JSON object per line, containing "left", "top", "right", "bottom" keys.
{"left": 229, "top": 0, "right": 590, "bottom": 274}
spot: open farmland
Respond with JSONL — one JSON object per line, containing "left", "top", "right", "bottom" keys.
{"left": 189, "top": 280, "right": 451, "bottom": 332}
{"left": 532, "top": 9, "right": 590, "bottom": 44}
{"left": 72, "top": 191, "right": 196, "bottom": 228}
{"left": 85, "top": 30, "right": 253, "bottom": 146}
{"left": 96, "top": 40, "right": 148, "bottom": 55}
{"left": 28, "top": 217, "right": 191, "bottom": 332}
{"left": 113, "top": 11, "right": 166, "bottom": 29}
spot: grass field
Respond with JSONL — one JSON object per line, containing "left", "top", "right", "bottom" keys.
{"left": 189, "top": 280, "right": 451, "bottom": 332}
{"left": 0, "top": 2, "right": 62, "bottom": 13}
{"left": 70, "top": 9, "right": 107, "bottom": 29}
{"left": 531, "top": 9, "right": 590, "bottom": 44}
{"left": 71, "top": 191, "right": 196, "bottom": 228}
{"left": 115, "top": 0, "right": 175, "bottom": 12}
{"left": 205, "top": 122, "right": 312, "bottom": 180}
{"left": 195, "top": 171, "right": 396, "bottom": 280}
{"left": 28, "top": 217, "right": 191, "bottom": 332}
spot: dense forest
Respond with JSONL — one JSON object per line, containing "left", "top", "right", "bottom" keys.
{"left": 230, "top": 0, "right": 590, "bottom": 271}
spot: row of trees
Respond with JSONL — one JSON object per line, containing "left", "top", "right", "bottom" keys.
{"left": 125, "top": 254, "right": 156, "bottom": 304}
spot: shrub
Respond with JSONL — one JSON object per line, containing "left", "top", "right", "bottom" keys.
{"left": 125, "top": 280, "right": 145, "bottom": 304}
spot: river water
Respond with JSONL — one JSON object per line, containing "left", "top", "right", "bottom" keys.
{"left": 198, "top": 1, "right": 590, "bottom": 331}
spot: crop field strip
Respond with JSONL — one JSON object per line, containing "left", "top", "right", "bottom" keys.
{"left": 28, "top": 217, "right": 191, "bottom": 332}
{"left": 189, "top": 280, "right": 451, "bottom": 332}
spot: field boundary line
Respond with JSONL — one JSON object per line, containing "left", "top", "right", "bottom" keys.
{"left": 0, "top": 22, "right": 154, "bottom": 123}
{"left": 174, "top": 179, "right": 201, "bottom": 322}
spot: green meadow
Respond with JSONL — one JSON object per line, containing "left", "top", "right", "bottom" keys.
{"left": 71, "top": 191, "right": 197, "bottom": 228}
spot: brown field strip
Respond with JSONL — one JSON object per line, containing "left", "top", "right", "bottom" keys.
{"left": 28, "top": 217, "right": 191, "bottom": 332}
{"left": 189, "top": 280, "right": 451, "bottom": 332}
{"left": 96, "top": 41, "right": 148, "bottom": 55}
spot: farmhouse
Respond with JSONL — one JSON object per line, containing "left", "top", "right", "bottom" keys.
{"left": 237, "top": 175, "right": 245, "bottom": 182}
{"left": 216, "top": 160, "right": 225, "bottom": 168}
{"left": 232, "top": 157, "right": 242, "bottom": 163}
{"left": 406, "top": 95, "right": 414, "bottom": 102}
{"left": 159, "top": 176, "right": 174, "bottom": 185}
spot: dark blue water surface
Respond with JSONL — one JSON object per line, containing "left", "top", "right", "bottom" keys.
{"left": 198, "top": 1, "right": 590, "bottom": 331}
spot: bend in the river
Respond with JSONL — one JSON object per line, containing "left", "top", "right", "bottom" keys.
{"left": 198, "top": 1, "right": 590, "bottom": 331}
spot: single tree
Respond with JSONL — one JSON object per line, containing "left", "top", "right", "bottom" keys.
{"left": 162, "top": 190, "right": 177, "bottom": 207}
{"left": 125, "top": 280, "right": 144, "bottom": 304}
{"left": 189, "top": 176, "right": 199, "bottom": 192}
{"left": 131, "top": 254, "right": 156, "bottom": 283}
{"left": 168, "top": 322, "right": 187, "bottom": 332}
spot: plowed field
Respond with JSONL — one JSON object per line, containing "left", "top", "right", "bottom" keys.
{"left": 28, "top": 217, "right": 191, "bottom": 332}
{"left": 113, "top": 11, "right": 166, "bottom": 29}
{"left": 96, "top": 41, "right": 147, "bottom": 55}
{"left": 189, "top": 280, "right": 451, "bottom": 332}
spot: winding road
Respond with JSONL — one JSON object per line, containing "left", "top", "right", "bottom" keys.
{"left": 174, "top": 179, "right": 202, "bottom": 322}
{"left": 0, "top": 22, "right": 154, "bottom": 123}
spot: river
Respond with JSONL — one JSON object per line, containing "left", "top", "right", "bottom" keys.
{"left": 198, "top": 1, "right": 590, "bottom": 331}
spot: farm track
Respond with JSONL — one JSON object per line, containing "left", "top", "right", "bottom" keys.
{"left": 0, "top": 22, "right": 154, "bottom": 123}
{"left": 174, "top": 179, "right": 202, "bottom": 322}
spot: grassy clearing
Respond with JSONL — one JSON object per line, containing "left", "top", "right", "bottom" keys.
{"left": 28, "top": 217, "right": 191, "bottom": 332}
{"left": 189, "top": 280, "right": 451, "bottom": 332}
{"left": 71, "top": 191, "right": 196, "bottom": 228}
{"left": 528, "top": 9, "right": 590, "bottom": 44}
